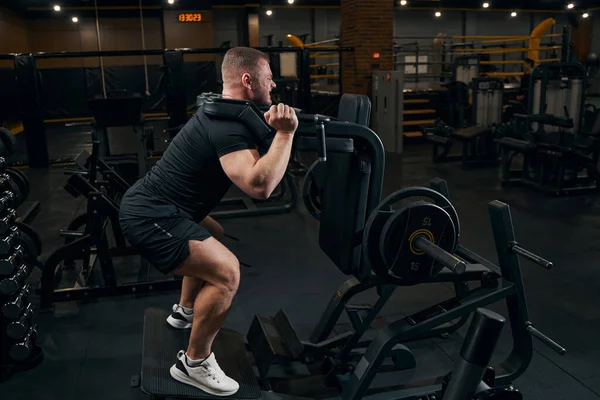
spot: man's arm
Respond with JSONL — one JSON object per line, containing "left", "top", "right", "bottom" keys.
{"left": 219, "top": 132, "right": 294, "bottom": 200}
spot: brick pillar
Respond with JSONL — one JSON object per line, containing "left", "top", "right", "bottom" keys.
{"left": 340, "top": 0, "right": 394, "bottom": 96}
{"left": 571, "top": 17, "right": 593, "bottom": 63}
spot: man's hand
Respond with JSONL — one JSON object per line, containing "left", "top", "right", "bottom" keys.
{"left": 516, "top": 95, "right": 525, "bottom": 101}
{"left": 264, "top": 103, "right": 298, "bottom": 134}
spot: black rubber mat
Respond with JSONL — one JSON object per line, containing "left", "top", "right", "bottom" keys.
{"left": 140, "top": 307, "right": 262, "bottom": 399}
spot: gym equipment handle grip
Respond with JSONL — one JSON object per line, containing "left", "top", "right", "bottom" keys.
{"left": 414, "top": 236, "right": 466, "bottom": 275}
{"left": 315, "top": 120, "right": 327, "bottom": 161}
{"left": 526, "top": 322, "right": 566, "bottom": 355}
{"left": 510, "top": 242, "right": 553, "bottom": 269}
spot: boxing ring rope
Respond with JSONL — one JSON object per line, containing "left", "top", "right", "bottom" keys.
{"left": 285, "top": 34, "right": 341, "bottom": 91}
{"left": 393, "top": 18, "right": 566, "bottom": 83}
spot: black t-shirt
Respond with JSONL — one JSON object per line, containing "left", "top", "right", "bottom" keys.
{"left": 138, "top": 108, "right": 257, "bottom": 221}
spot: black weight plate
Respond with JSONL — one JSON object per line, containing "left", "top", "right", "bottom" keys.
{"left": 363, "top": 187, "right": 460, "bottom": 282}
{"left": 6, "top": 169, "right": 29, "bottom": 201}
{"left": 14, "top": 222, "right": 42, "bottom": 257}
{"left": 378, "top": 202, "right": 457, "bottom": 285}
{"left": 302, "top": 161, "right": 326, "bottom": 221}
{"left": 3, "top": 177, "right": 22, "bottom": 207}
{"left": 0, "top": 141, "right": 6, "bottom": 160}
{"left": 0, "top": 128, "right": 16, "bottom": 156}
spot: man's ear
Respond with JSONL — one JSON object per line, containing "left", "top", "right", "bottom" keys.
{"left": 241, "top": 72, "right": 253, "bottom": 89}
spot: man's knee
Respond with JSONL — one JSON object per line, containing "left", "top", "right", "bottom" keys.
{"left": 180, "top": 240, "right": 240, "bottom": 294}
{"left": 217, "top": 255, "right": 240, "bottom": 294}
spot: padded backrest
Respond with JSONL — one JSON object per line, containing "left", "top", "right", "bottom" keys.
{"left": 337, "top": 94, "right": 372, "bottom": 127}
{"left": 319, "top": 152, "right": 371, "bottom": 275}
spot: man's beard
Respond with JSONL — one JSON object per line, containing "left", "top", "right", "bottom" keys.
{"left": 253, "top": 93, "right": 271, "bottom": 108}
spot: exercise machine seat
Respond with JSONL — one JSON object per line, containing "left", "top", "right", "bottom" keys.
{"left": 337, "top": 94, "right": 372, "bottom": 127}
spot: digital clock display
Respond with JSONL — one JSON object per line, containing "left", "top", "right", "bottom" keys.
{"left": 178, "top": 13, "right": 202, "bottom": 22}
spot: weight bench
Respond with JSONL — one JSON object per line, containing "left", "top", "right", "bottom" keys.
{"left": 426, "top": 77, "right": 503, "bottom": 168}
{"left": 426, "top": 124, "right": 497, "bottom": 167}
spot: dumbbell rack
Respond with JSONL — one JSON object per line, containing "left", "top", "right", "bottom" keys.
{"left": 0, "top": 158, "right": 44, "bottom": 382}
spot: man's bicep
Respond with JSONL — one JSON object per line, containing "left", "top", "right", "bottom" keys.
{"left": 219, "top": 149, "right": 261, "bottom": 189}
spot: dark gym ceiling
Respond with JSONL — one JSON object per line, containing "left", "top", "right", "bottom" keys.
{"left": 3, "top": 0, "right": 598, "bottom": 16}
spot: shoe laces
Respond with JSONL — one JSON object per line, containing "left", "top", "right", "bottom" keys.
{"left": 203, "top": 360, "right": 226, "bottom": 383}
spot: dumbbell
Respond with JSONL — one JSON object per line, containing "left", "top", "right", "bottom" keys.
{"left": 0, "top": 244, "right": 24, "bottom": 276}
{"left": 9, "top": 323, "right": 38, "bottom": 361}
{"left": 0, "top": 263, "right": 31, "bottom": 296}
{"left": 7, "top": 303, "right": 34, "bottom": 340}
{"left": 0, "top": 208, "right": 16, "bottom": 235}
{"left": 0, "top": 227, "right": 20, "bottom": 255}
{"left": 0, "top": 173, "right": 22, "bottom": 204}
{"left": 0, "top": 190, "right": 18, "bottom": 212}
{"left": 2, "top": 284, "right": 31, "bottom": 319}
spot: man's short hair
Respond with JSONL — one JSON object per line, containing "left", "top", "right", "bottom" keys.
{"left": 523, "top": 58, "right": 535, "bottom": 67}
{"left": 221, "top": 47, "right": 269, "bottom": 83}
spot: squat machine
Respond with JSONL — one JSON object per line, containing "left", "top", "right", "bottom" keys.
{"left": 138, "top": 97, "right": 565, "bottom": 400}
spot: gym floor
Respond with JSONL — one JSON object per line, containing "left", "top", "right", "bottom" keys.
{"left": 4, "top": 143, "right": 600, "bottom": 400}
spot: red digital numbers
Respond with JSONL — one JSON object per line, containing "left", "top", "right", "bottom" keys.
{"left": 178, "top": 13, "right": 202, "bottom": 23}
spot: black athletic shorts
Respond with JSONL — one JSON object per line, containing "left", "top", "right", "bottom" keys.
{"left": 119, "top": 181, "right": 212, "bottom": 274}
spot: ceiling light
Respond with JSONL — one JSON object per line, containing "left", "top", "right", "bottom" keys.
{"left": 482, "top": 2, "right": 490, "bottom": 8}
{"left": 287, "top": 0, "right": 294, "bottom": 4}
{"left": 168, "top": 0, "right": 175, "bottom": 4}
{"left": 53, "top": 5, "right": 61, "bottom": 11}
{"left": 582, "top": 12, "right": 589, "bottom": 18}
{"left": 72, "top": 16, "right": 78, "bottom": 22}
{"left": 435, "top": 11, "right": 442, "bottom": 18}
{"left": 266, "top": 9, "right": 273, "bottom": 16}
{"left": 567, "top": 3, "right": 575, "bottom": 9}
{"left": 400, "top": 0, "right": 408, "bottom": 5}
{"left": 511, "top": 11, "right": 517, "bottom": 17}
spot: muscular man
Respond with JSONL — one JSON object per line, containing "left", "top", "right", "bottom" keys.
{"left": 119, "top": 47, "right": 298, "bottom": 396}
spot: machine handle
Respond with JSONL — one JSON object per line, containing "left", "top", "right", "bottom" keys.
{"left": 414, "top": 236, "right": 467, "bottom": 274}
{"left": 314, "top": 115, "right": 328, "bottom": 162}
{"left": 509, "top": 242, "right": 553, "bottom": 269}
{"left": 526, "top": 322, "right": 566, "bottom": 355}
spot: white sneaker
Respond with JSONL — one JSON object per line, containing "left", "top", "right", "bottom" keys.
{"left": 166, "top": 304, "right": 193, "bottom": 329}
{"left": 170, "top": 350, "right": 240, "bottom": 396}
